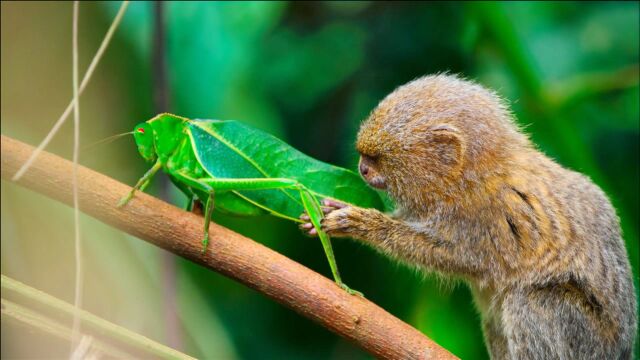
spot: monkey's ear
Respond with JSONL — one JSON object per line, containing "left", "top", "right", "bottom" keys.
{"left": 428, "top": 123, "right": 459, "bottom": 133}
{"left": 427, "top": 124, "right": 464, "bottom": 167}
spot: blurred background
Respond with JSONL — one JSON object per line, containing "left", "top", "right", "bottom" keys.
{"left": 1, "top": 1, "right": 638, "bottom": 359}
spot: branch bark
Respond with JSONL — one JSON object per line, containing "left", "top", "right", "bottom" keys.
{"left": 1, "top": 135, "right": 457, "bottom": 360}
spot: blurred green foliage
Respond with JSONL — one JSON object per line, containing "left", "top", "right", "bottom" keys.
{"left": 1, "top": 1, "right": 638, "bottom": 359}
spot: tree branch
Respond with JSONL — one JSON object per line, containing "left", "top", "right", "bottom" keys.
{"left": 0, "top": 135, "right": 457, "bottom": 360}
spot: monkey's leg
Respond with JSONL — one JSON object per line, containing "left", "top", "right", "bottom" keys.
{"left": 482, "top": 317, "right": 509, "bottom": 360}
{"left": 503, "top": 292, "right": 565, "bottom": 360}
{"left": 502, "top": 289, "right": 609, "bottom": 360}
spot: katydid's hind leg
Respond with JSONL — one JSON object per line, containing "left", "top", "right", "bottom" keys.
{"left": 201, "top": 191, "right": 215, "bottom": 253}
{"left": 340, "top": 283, "right": 364, "bottom": 297}
{"left": 298, "top": 190, "right": 364, "bottom": 297}
{"left": 181, "top": 188, "right": 200, "bottom": 214}
{"left": 118, "top": 161, "right": 162, "bottom": 207}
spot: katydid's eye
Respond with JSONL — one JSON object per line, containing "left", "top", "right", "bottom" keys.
{"left": 137, "top": 128, "right": 145, "bottom": 134}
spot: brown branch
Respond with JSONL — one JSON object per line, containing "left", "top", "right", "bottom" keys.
{"left": 0, "top": 135, "right": 457, "bottom": 360}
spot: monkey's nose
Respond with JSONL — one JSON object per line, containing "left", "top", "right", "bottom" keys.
{"left": 359, "top": 162, "right": 369, "bottom": 176}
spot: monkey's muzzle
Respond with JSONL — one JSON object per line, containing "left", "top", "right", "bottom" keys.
{"left": 359, "top": 157, "right": 387, "bottom": 190}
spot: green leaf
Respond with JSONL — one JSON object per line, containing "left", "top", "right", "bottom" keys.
{"left": 186, "top": 118, "right": 383, "bottom": 221}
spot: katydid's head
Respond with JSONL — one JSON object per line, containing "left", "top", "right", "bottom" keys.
{"left": 133, "top": 122, "right": 157, "bottom": 163}
{"left": 134, "top": 113, "right": 189, "bottom": 163}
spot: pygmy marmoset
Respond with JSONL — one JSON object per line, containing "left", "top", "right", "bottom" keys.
{"left": 301, "top": 74, "right": 637, "bottom": 359}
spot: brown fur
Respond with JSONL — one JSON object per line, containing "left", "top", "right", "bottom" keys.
{"left": 317, "top": 74, "right": 637, "bottom": 359}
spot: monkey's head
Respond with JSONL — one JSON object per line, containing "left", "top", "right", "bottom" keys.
{"left": 356, "top": 74, "right": 529, "bottom": 209}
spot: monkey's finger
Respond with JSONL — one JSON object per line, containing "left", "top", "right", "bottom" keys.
{"left": 299, "top": 214, "right": 310, "bottom": 221}
{"left": 298, "top": 223, "right": 318, "bottom": 238}
{"left": 321, "top": 206, "right": 335, "bottom": 214}
{"left": 323, "top": 199, "right": 348, "bottom": 209}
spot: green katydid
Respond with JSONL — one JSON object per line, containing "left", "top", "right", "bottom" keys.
{"left": 118, "top": 113, "right": 383, "bottom": 295}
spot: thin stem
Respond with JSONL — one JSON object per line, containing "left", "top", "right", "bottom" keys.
{"left": 2, "top": 275, "right": 195, "bottom": 360}
{"left": 2, "top": 299, "right": 133, "bottom": 359}
{"left": 11, "top": 1, "right": 130, "bottom": 181}
{"left": 70, "top": 2, "right": 83, "bottom": 358}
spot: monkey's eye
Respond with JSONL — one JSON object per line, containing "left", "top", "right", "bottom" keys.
{"left": 360, "top": 153, "right": 379, "bottom": 163}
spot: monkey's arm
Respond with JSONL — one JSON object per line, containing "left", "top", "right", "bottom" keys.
{"left": 320, "top": 201, "right": 493, "bottom": 277}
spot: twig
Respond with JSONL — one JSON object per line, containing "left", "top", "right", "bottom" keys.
{"left": 2, "top": 299, "right": 131, "bottom": 359}
{"left": 11, "top": 1, "right": 129, "bottom": 181}
{"left": 2, "top": 275, "right": 194, "bottom": 359}
{"left": 1, "top": 135, "right": 457, "bottom": 360}
{"left": 70, "top": 2, "right": 83, "bottom": 355}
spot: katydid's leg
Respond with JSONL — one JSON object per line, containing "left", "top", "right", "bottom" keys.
{"left": 139, "top": 177, "right": 152, "bottom": 193}
{"left": 181, "top": 186, "right": 198, "bottom": 213}
{"left": 299, "top": 189, "right": 363, "bottom": 297}
{"left": 172, "top": 172, "right": 213, "bottom": 193}
{"left": 172, "top": 172, "right": 217, "bottom": 253}
{"left": 199, "top": 177, "right": 300, "bottom": 191}
{"left": 185, "top": 196, "right": 205, "bottom": 215}
{"left": 183, "top": 195, "right": 194, "bottom": 212}
{"left": 169, "top": 175, "right": 197, "bottom": 212}
{"left": 118, "top": 161, "right": 162, "bottom": 207}
{"left": 202, "top": 192, "right": 215, "bottom": 253}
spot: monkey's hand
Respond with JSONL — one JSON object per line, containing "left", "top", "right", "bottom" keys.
{"left": 299, "top": 199, "right": 386, "bottom": 239}
{"left": 300, "top": 199, "right": 499, "bottom": 278}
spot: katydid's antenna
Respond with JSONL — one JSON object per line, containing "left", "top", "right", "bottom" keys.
{"left": 81, "top": 131, "right": 134, "bottom": 151}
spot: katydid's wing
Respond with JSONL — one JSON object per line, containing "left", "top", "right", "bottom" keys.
{"left": 186, "top": 118, "right": 383, "bottom": 221}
